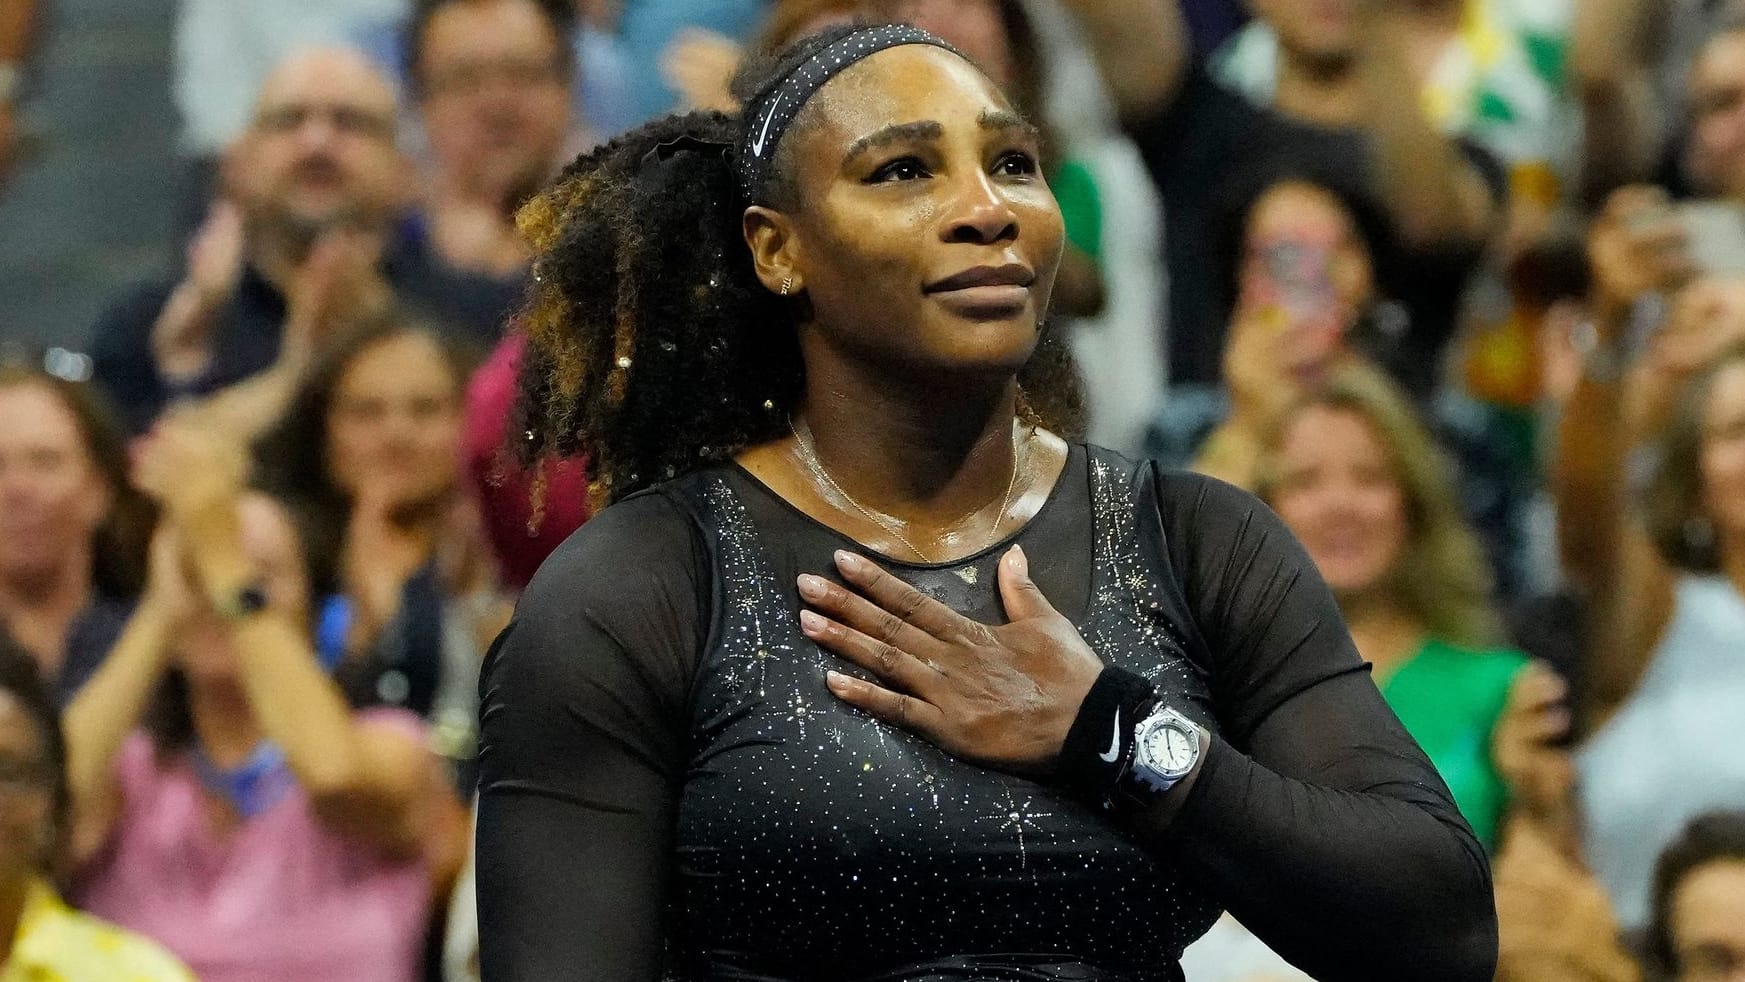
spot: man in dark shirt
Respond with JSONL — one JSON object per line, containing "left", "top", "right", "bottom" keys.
{"left": 1062, "top": 0, "right": 1504, "bottom": 398}
{"left": 90, "top": 47, "right": 517, "bottom": 434}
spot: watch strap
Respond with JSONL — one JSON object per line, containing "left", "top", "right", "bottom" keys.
{"left": 1054, "top": 665, "right": 1158, "bottom": 804}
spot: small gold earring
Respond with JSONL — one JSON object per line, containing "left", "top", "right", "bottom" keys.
{"left": 780, "top": 276, "right": 793, "bottom": 296}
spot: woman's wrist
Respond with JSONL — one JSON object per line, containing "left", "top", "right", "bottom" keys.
{"left": 1053, "top": 665, "right": 1159, "bottom": 806}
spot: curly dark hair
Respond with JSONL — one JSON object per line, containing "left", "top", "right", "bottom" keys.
{"left": 514, "top": 24, "right": 1083, "bottom": 508}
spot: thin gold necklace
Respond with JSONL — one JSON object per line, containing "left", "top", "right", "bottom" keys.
{"left": 788, "top": 417, "right": 1024, "bottom": 565}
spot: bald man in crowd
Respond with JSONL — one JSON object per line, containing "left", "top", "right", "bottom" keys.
{"left": 90, "top": 46, "right": 515, "bottom": 433}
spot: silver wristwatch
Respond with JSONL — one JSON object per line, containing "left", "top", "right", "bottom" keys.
{"left": 1128, "top": 706, "right": 1202, "bottom": 794}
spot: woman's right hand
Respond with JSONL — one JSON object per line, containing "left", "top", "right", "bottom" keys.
{"left": 141, "top": 524, "right": 200, "bottom": 628}
{"left": 342, "top": 481, "right": 434, "bottom": 640}
{"left": 1494, "top": 820, "right": 1641, "bottom": 982}
{"left": 1492, "top": 663, "right": 1575, "bottom": 822}
{"left": 1587, "top": 186, "right": 1695, "bottom": 327}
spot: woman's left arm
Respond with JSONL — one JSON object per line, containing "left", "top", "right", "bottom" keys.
{"left": 1137, "top": 471, "right": 1495, "bottom": 982}
{"left": 803, "top": 469, "right": 1494, "bottom": 982}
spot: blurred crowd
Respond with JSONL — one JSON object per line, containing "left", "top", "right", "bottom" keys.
{"left": 1, "top": 0, "right": 1744, "bottom": 980}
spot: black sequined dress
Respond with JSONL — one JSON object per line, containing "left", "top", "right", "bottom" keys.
{"left": 477, "top": 446, "right": 1496, "bottom": 982}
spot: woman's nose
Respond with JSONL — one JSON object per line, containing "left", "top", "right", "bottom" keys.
{"left": 943, "top": 172, "right": 1018, "bottom": 246}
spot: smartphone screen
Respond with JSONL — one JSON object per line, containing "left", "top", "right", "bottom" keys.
{"left": 1680, "top": 201, "right": 1745, "bottom": 276}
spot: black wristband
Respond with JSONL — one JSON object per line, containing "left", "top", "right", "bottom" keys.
{"left": 1054, "top": 665, "right": 1159, "bottom": 805}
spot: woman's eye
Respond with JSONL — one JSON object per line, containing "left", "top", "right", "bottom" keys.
{"left": 994, "top": 151, "right": 1038, "bottom": 177}
{"left": 869, "top": 157, "right": 930, "bottom": 183}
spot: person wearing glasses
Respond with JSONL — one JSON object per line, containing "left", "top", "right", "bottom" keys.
{"left": 0, "top": 632, "right": 193, "bottom": 981}
{"left": 88, "top": 47, "right": 510, "bottom": 435}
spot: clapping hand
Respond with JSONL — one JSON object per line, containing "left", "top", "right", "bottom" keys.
{"left": 799, "top": 547, "right": 1103, "bottom": 774}
{"left": 131, "top": 416, "right": 252, "bottom": 599}
{"left": 342, "top": 478, "right": 435, "bottom": 641}
{"left": 153, "top": 201, "right": 247, "bottom": 381}
{"left": 285, "top": 226, "right": 392, "bottom": 356}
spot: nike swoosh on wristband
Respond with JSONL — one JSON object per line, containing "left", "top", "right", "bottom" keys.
{"left": 1097, "top": 710, "right": 1122, "bottom": 763}
{"left": 751, "top": 97, "right": 781, "bottom": 157}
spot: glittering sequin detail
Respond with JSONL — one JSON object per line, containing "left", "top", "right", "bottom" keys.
{"left": 1080, "top": 457, "right": 1204, "bottom": 692}
{"left": 672, "top": 455, "right": 1220, "bottom": 980}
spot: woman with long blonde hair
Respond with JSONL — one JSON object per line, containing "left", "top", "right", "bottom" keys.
{"left": 1256, "top": 363, "right": 1566, "bottom": 851}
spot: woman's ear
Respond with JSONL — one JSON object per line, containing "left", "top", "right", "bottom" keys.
{"left": 744, "top": 205, "right": 805, "bottom": 296}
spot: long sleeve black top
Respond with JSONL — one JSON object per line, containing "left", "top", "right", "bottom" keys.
{"left": 476, "top": 446, "right": 1496, "bottom": 981}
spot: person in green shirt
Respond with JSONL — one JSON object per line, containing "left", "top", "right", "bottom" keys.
{"left": 1254, "top": 362, "right": 1570, "bottom": 850}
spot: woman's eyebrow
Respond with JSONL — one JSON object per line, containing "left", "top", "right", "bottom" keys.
{"left": 845, "top": 120, "right": 945, "bottom": 162}
{"left": 979, "top": 109, "right": 1039, "bottom": 141}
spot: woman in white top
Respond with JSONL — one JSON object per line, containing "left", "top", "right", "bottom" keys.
{"left": 1556, "top": 187, "right": 1745, "bottom": 927}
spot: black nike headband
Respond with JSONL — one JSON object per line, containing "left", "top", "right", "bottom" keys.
{"left": 734, "top": 24, "right": 962, "bottom": 205}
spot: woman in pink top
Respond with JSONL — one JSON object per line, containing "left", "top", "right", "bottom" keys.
{"left": 60, "top": 417, "right": 467, "bottom": 982}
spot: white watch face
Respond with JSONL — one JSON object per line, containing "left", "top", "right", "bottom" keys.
{"left": 1140, "top": 719, "right": 1197, "bottom": 774}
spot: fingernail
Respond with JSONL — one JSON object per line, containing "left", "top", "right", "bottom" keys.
{"left": 1007, "top": 544, "right": 1027, "bottom": 572}
{"left": 797, "top": 574, "right": 827, "bottom": 600}
{"left": 834, "top": 550, "right": 861, "bottom": 573}
{"left": 800, "top": 610, "right": 826, "bottom": 634}
{"left": 826, "top": 670, "right": 850, "bottom": 691}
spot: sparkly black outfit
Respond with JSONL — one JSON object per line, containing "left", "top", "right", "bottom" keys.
{"left": 477, "top": 447, "right": 1496, "bottom": 982}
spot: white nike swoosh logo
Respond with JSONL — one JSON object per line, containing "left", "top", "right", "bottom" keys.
{"left": 1098, "top": 710, "right": 1122, "bottom": 763}
{"left": 752, "top": 97, "right": 781, "bottom": 157}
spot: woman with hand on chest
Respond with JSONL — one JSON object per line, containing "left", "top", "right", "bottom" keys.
{"left": 477, "top": 23, "right": 1497, "bottom": 982}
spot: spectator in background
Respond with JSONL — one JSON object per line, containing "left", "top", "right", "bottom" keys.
{"left": 1182, "top": 363, "right": 1575, "bottom": 981}
{"left": 1164, "top": 177, "right": 1533, "bottom": 589}
{"left": 0, "top": 634, "right": 195, "bottom": 982}
{"left": 91, "top": 47, "right": 509, "bottom": 435}
{"left": 173, "top": 0, "right": 408, "bottom": 202}
{"left": 1646, "top": 812, "right": 1745, "bottom": 982}
{"left": 64, "top": 420, "right": 466, "bottom": 982}
{"left": 1678, "top": 14, "right": 1745, "bottom": 201}
{"left": 1256, "top": 363, "right": 1567, "bottom": 852}
{"left": 406, "top": 0, "right": 578, "bottom": 282}
{"left": 0, "top": 0, "right": 35, "bottom": 191}
{"left": 255, "top": 320, "right": 504, "bottom": 776}
{"left": 1062, "top": 0, "right": 1504, "bottom": 398}
{"left": 617, "top": 0, "right": 765, "bottom": 122}
{"left": 0, "top": 366, "right": 151, "bottom": 703}
{"left": 1214, "top": 0, "right": 1574, "bottom": 252}
{"left": 1572, "top": 0, "right": 1745, "bottom": 202}
{"left": 1558, "top": 187, "right": 1745, "bottom": 928}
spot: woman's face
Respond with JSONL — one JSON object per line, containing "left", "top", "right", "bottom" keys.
{"left": 1700, "top": 359, "right": 1745, "bottom": 544}
{"left": 1239, "top": 181, "right": 1373, "bottom": 380}
{"left": 1270, "top": 405, "right": 1411, "bottom": 596}
{"left": 324, "top": 333, "right": 463, "bottom": 508}
{"left": 1669, "top": 859, "right": 1745, "bottom": 982}
{"left": 0, "top": 383, "right": 111, "bottom": 588}
{"left": 763, "top": 45, "right": 1064, "bottom": 380}
{"left": 176, "top": 495, "right": 314, "bottom": 683}
{"left": 0, "top": 691, "right": 53, "bottom": 882}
